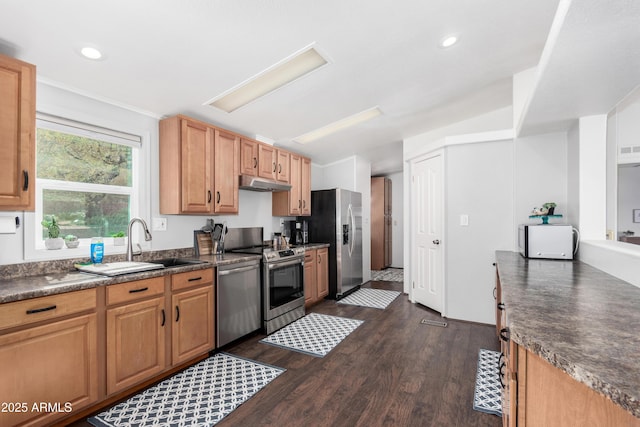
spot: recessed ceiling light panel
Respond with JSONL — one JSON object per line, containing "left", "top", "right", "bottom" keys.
{"left": 206, "top": 44, "right": 329, "bottom": 113}
{"left": 293, "top": 106, "right": 383, "bottom": 144}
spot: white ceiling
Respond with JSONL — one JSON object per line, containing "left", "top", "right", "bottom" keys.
{"left": 0, "top": 0, "right": 561, "bottom": 175}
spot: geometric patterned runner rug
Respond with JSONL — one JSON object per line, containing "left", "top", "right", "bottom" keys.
{"left": 337, "top": 288, "right": 401, "bottom": 309}
{"left": 260, "top": 313, "right": 364, "bottom": 357}
{"left": 371, "top": 268, "right": 404, "bottom": 282}
{"left": 472, "top": 349, "right": 503, "bottom": 417}
{"left": 88, "top": 353, "right": 285, "bottom": 427}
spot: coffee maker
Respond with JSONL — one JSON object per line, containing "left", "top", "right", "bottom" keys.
{"left": 285, "top": 220, "right": 308, "bottom": 245}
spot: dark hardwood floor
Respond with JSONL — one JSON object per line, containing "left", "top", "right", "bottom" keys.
{"left": 70, "top": 280, "right": 501, "bottom": 427}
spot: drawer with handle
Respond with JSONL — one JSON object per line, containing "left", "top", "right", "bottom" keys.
{"left": 107, "top": 277, "right": 165, "bottom": 306}
{"left": 171, "top": 268, "right": 213, "bottom": 292}
{"left": 0, "top": 288, "right": 96, "bottom": 331}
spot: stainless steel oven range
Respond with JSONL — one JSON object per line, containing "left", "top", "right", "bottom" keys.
{"left": 262, "top": 246, "right": 305, "bottom": 334}
{"left": 224, "top": 227, "right": 305, "bottom": 335}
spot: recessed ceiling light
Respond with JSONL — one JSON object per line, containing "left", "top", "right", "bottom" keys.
{"left": 440, "top": 35, "right": 459, "bottom": 48}
{"left": 293, "top": 107, "right": 383, "bottom": 144}
{"left": 80, "top": 46, "right": 103, "bottom": 60}
{"left": 206, "top": 44, "right": 329, "bottom": 113}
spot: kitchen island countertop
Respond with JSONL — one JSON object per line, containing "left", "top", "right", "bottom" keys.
{"left": 495, "top": 250, "right": 640, "bottom": 418}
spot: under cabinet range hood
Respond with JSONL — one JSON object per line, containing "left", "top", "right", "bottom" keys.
{"left": 239, "top": 175, "right": 292, "bottom": 192}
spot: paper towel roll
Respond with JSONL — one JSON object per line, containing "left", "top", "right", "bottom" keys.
{"left": 0, "top": 216, "right": 17, "bottom": 234}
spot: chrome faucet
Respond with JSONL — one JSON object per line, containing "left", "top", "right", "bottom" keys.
{"left": 126, "top": 217, "right": 153, "bottom": 261}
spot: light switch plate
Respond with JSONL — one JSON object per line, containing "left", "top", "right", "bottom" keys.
{"left": 152, "top": 217, "right": 167, "bottom": 231}
{"left": 460, "top": 214, "right": 469, "bottom": 226}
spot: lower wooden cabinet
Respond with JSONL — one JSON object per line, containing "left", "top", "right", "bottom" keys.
{"left": 0, "top": 290, "right": 98, "bottom": 427}
{"left": 304, "top": 248, "right": 329, "bottom": 307}
{"left": 171, "top": 278, "right": 214, "bottom": 365}
{"left": 106, "top": 293, "right": 166, "bottom": 395}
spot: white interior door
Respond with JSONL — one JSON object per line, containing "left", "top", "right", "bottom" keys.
{"left": 411, "top": 153, "right": 444, "bottom": 314}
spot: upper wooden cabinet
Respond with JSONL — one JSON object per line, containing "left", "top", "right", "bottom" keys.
{"left": 213, "top": 129, "right": 239, "bottom": 214}
{"left": 301, "top": 156, "right": 311, "bottom": 216}
{"left": 258, "top": 143, "right": 277, "bottom": 180}
{"left": 159, "top": 115, "right": 238, "bottom": 215}
{"left": 272, "top": 153, "right": 311, "bottom": 216}
{"left": 0, "top": 54, "right": 36, "bottom": 211}
{"left": 240, "top": 138, "right": 259, "bottom": 176}
{"left": 276, "top": 149, "right": 290, "bottom": 183}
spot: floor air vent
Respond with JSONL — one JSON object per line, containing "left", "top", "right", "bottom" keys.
{"left": 420, "top": 319, "right": 448, "bottom": 327}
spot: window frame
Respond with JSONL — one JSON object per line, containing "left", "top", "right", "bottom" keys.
{"left": 24, "top": 112, "right": 150, "bottom": 261}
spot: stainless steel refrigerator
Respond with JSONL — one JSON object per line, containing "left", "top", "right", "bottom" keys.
{"left": 309, "top": 188, "right": 363, "bottom": 299}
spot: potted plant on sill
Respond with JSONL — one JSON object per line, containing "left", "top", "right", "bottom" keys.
{"left": 111, "top": 231, "right": 126, "bottom": 246}
{"left": 41, "top": 215, "right": 64, "bottom": 250}
{"left": 65, "top": 234, "right": 79, "bottom": 249}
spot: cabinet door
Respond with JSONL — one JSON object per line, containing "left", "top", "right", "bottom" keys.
{"left": 304, "top": 250, "right": 317, "bottom": 306}
{"left": 0, "top": 314, "right": 98, "bottom": 426}
{"left": 240, "top": 138, "right": 258, "bottom": 176}
{"left": 288, "top": 153, "right": 301, "bottom": 215}
{"left": 258, "top": 143, "right": 277, "bottom": 180}
{"left": 213, "top": 129, "right": 239, "bottom": 214}
{"left": 180, "top": 119, "right": 212, "bottom": 213}
{"left": 106, "top": 296, "right": 166, "bottom": 395}
{"left": 172, "top": 285, "right": 214, "bottom": 365}
{"left": 316, "top": 247, "right": 329, "bottom": 299}
{"left": 0, "top": 54, "right": 35, "bottom": 211}
{"left": 276, "top": 149, "right": 290, "bottom": 183}
{"left": 300, "top": 156, "right": 311, "bottom": 216}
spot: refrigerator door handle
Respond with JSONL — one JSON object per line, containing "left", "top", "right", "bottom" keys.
{"left": 348, "top": 203, "right": 355, "bottom": 257}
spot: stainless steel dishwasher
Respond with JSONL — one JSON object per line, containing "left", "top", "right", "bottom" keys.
{"left": 216, "top": 259, "right": 262, "bottom": 347}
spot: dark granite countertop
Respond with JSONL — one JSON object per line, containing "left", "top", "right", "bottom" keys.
{"left": 0, "top": 250, "right": 261, "bottom": 304}
{"left": 296, "top": 243, "right": 330, "bottom": 250}
{"left": 495, "top": 250, "right": 640, "bottom": 418}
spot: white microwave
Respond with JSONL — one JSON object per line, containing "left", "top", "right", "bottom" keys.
{"left": 518, "top": 224, "right": 574, "bottom": 260}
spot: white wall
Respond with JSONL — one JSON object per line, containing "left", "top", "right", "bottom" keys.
{"left": 444, "top": 140, "right": 515, "bottom": 324}
{"left": 387, "top": 172, "right": 404, "bottom": 268}
{"left": 566, "top": 121, "right": 580, "bottom": 228}
{"left": 514, "top": 132, "right": 568, "bottom": 229}
{"left": 402, "top": 106, "right": 569, "bottom": 324}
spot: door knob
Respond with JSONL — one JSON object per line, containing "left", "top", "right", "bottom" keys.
{"left": 433, "top": 239, "right": 440, "bottom": 245}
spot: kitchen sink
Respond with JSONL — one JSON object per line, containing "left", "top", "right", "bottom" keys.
{"left": 149, "top": 258, "right": 208, "bottom": 268}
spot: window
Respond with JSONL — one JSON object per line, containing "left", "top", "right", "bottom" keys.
{"left": 33, "top": 113, "right": 141, "bottom": 250}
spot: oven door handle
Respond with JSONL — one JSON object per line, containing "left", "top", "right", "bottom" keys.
{"left": 219, "top": 264, "right": 260, "bottom": 276}
{"left": 267, "top": 258, "right": 304, "bottom": 269}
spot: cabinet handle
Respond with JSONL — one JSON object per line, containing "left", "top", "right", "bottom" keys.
{"left": 499, "top": 328, "right": 510, "bottom": 343}
{"left": 273, "top": 162, "right": 276, "bottom": 173}
{"left": 161, "top": 309, "right": 166, "bottom": 326}
{"left": 216, "top": 191, "right": 221, "bottom": 204}
{"left": 207, "top": 190, "right": 212, "bottom": 203}
{"left": 299, "top": 199, "right": 302, "bottom": 209}
{"left": 497, "top": 302, "right": 505, "bottom": 311}
{"left": 493, "top": 287, "right": 497, "bottom": 299}
{"left": 253, "top": 157, "right": 257, "bottom": 168}
{"left": 303, "top": 200, "right": 306, "bottom": 208}
{"left": 188, "top": 276, "right": 202, "bottom": 282}
{"left": 318, "top": 254, "right": 321, "bottom": 264}
{"left": 279, "top": 164, "right": 282, "bottom": 174}
{"left": 26, "top": 305, "right": 56, "bottom": 315}
{"left": 128, "top": 287, "right": 148, "bottom": 294}
{"left": 175, "top": 306, "right": 180, "bottom": 322}
{"left": 22, "top": 170, "right": 29, "bottom": 191}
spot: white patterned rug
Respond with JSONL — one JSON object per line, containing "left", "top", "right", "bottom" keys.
{"left": 260, "top": 313, "right": 364, "bottom": 357}
{"left": 371, "top": 268, "right": 404, "bottom": 282}
{"left": 88, "top": 353, "right": 285, "bottom": 427}
{"left": 473, "top": 349, "right": 503, "bottom": 417}
{"left": 337, "top": 288, "right": 400, "bottom": 309}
